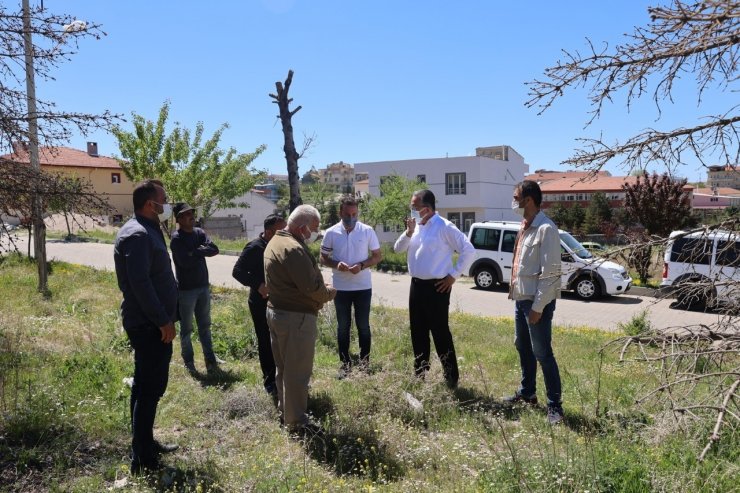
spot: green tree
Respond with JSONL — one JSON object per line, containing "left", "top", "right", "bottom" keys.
{"left": 112, "top": 101, "right": 266, "bottom": 219}
{"left": 583, "top": 192, "right": 612, "bottom": 234}
{"left": 363, "top": 174, "right": 423, "bottom": 230}
{"left": 545, "top": 203, "right": 569, "bottom": 228}
{"left": 301, "top": 167, "right": 319, "bottom": 184}
{"left": 566, "top": 203, "right": 586, "bottom": 232}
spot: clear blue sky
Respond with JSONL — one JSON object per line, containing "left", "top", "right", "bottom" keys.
{"left": 39, "top": 0, "right": 727, "bottom": 183}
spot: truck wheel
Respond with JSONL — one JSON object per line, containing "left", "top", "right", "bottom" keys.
{"left": 474, "top": 267, "right": 497, "bottom": 290}
{"left": 574, "top": 276, "right": 601, "bottom": 300}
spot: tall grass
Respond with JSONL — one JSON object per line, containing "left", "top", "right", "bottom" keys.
{"left": 0, "top": 254, "right": 737, "bottom": 491}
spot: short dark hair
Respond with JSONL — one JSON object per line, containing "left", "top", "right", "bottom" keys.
{"left": 413, "top": 189, "right": 436, "bottom": 211}
{"left": 517, "top": 180, "right": 542, "bottom": 207}
{"left": 133, "top": 179, "right": 164, "bottom": 211}
{"left": 339, "top": 195, "right": 358, "bottom": 212}
{"left": 263, "top": 214, "right": 285, "bottom": 231}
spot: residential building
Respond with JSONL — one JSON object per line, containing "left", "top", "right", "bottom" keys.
{"left": 355, "top": 147, "right": 528, "bottom": 242}
{"left": 317, "top": 161, "right": 354, "bottom": 192}
{"left": 526, "top": 169, "right": 612, "bottom": 183}
{"left": 253, "top": 174, "right": 288, "bottom": 203}
{"left": 692, "top": 186, "right": 740, "bottom": 211}
{"left": 208, "top": 190, "right": 280, "bottom": 240}
{"left": 475, "top": 145, "right": 524, "bottom": 162}
{"left": 354, "top": 179, "right": 369, "bottom": 197}
{"left": 707, "top": 165, "right": 740, "bottom": 189}
{"left": 3, "top": 142, "right": 135, "bottom": 222}
{"left": 537, "top": 175, "right": 694, "bottom": 209}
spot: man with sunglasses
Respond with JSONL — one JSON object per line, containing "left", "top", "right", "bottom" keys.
{"left": 114, "top": 179, "right": 179, "bottom": 474}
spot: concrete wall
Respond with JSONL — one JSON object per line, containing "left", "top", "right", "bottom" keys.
{"left": 209, "top": 190, "right": 280, "bottom": 240}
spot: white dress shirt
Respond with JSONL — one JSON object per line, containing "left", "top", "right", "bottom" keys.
{"left": 394, "top": 213, "right": 475, "bottom": 280}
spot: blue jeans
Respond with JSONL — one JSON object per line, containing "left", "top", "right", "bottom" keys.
{"left": 334, "top": 289, "right": 372, "bottom": 366}
{"left": 514, "top": 299, "right": 561, "bottom": 406}
{"left": 178, "top": 286, "right": 216, "bottom": 364}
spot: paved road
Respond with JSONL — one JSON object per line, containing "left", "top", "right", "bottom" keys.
{"left": 7, "top": 236, "right": 731, "bottom": 332}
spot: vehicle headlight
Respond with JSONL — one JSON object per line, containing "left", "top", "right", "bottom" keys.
{"left": 608, "top": 268, "right": 624, "bottom": 281}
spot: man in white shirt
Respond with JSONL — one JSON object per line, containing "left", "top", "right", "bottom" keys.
{"left": 394, "top": 189, "right": 475, "bottom": 388}
{"left": 506, "top": 180, "right": 564, "bottom": 425}
{"left": 321, "top": 196, "right": 382, "bottom": 378}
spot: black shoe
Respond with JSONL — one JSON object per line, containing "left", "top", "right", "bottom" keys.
{"left": 264, "top": 382, "right": 277, "bottom": 396}
{"left": 153, "top": 440, "right": 179, "bottom": 454}
{"left": 288, "top": 422, "right": 323, "bottom": 439}
{"left": 547, "top": 405, "right": 564, "bottom": 425}
{"left": 336, "top": 363, "right": 351, "bottom": 380}
{"left": 504, "top": 392, "right": 538, "bottom": 406}
{"left": 130, "top": 456, "right": 161, "bottom": 476}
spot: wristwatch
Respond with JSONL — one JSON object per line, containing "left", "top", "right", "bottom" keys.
{"left": 360, "top": 262, "right": 365, "bottom": 270}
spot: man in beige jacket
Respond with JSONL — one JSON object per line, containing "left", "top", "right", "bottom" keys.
{"left": 264, "top": 205, "right": 336, "bottom": 432}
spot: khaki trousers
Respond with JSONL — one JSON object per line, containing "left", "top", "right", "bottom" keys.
{"left": 266, "top": 307, "right": 317, "bottom": 428}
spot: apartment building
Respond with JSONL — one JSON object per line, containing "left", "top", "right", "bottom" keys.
{"left": 707, "top": 165, "right": 740, "bottom": 189}
{"left": 318, "top": 161, "right": 354, "bottom": 192}
{"left": 355, "top": 147, "right": 528, "bottom": 242}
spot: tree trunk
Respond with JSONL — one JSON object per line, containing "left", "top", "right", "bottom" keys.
{"left": 270, "top": 70, "right": 303, "bottom": 213}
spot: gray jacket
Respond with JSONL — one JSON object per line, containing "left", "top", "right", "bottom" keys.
{"left": 510, "top": 211, "right": 561, "bottom": 312}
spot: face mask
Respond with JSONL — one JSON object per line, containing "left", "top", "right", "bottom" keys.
{"left": 511, "top": 199, "right": 524, "bottom": 217}
{"left": 342, "top": 216, "right": 358, "bottom": 229}
{"left": 303, "top": 225, "right": 319, "bottom": 244}
{"left": 153, "top": 202, "right": 172, "bottom": 222}
{"left": 410, "top": 208, "right": 422, "bottom": 221}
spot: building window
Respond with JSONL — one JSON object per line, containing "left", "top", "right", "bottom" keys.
{"left": 417, "top": 174, "right": 426, "bottom": 183}
{"left": 446, "top": 172, "right": 466, "bottom": 195}
{"left": 383, "top": 223, "right": 402, "bottom": 233}
{"left": 111, "top": 172, "right": 121, "bottom": 184}
{"left": 462, "top": 212, "right": 475, "bottom": 233}
{"left": 447, "top": 212, "right": 461, "bottom": 229}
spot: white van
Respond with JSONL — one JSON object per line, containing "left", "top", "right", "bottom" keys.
{"left": 661, "top": 229, "right": 739, "bottom": 310}
{"left": 467, "top": 221, "right": 632, "bottom": 300}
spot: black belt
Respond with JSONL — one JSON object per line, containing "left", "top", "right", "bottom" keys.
{"left": 411, "top": 277, "right": 442, "bottom": 284}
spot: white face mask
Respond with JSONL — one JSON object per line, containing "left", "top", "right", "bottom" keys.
{"left": 410, "top": 208, "right": 422, "bottom": 221}
{"left": 511, "top": 199, "right": 524, "bottom": 217}
{"left": 303, "top": 225, "right": 319, "bottom": 244}
{"left": 154, "top": 202, "right": 172, "bottom": 222}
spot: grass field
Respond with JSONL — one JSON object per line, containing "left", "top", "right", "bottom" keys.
{"left": 0, "top": 254, "right": 737, "bottom": 491}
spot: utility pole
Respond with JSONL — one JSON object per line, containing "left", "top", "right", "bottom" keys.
{"left": 22, "top": 0, "right": 49, "bottom": 294}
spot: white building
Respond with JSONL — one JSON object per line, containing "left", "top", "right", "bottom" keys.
{"left": 355, "top": 147, "right": 529, "bottom": 242}
{"left": 209, "top": 190, "right": 280, "bottom": 240}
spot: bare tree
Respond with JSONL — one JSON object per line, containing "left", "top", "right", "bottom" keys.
{"left": 0, "top": 3, "right": 118, "bottom": 293}
{"left": 528, "top": 0, "right": 739, "bottom": 459}
{"left": 526, "top": 0, "right": 739, "bottom": 174}
{"left": 270, "top": 70, "right": 304, "bottom": 212}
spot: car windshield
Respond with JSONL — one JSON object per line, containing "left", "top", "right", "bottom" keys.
{"left": 559, "top": 232, "right": 593, "bottom": 259}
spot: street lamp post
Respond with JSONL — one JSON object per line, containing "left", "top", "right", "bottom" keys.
{"left": 22, "top": 0, "right": 48, "bottom": 294}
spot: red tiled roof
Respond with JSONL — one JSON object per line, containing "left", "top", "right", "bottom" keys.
{"left": 539, "top": 175, "right": 693, "bottom": 193}
{"left": 694, "top": 187, "right": 740, "bottom": 196}
{"left": 525, "top": 170, "right": 611, "bottom": 182}
{"left": 2, "top": 146, "right": 122, "bottom": 169}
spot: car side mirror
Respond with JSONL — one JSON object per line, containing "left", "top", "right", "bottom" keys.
{"left": 561, "top": 252, "right": 573, "bottom": 263}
